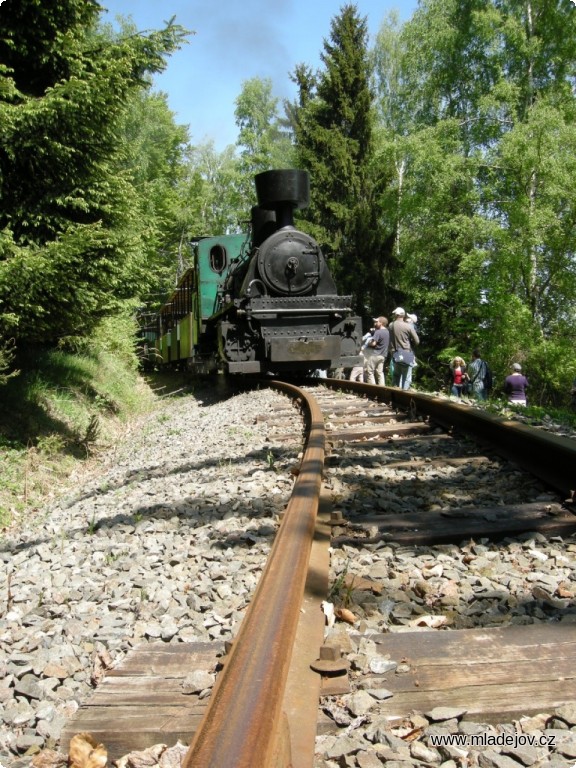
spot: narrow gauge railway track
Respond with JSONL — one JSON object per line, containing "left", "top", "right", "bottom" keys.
{"left": 299, "top": 382, "right": 576, "bottom": 767}
{"left": 60, "top": 380, "right": 576, "bottom": 768}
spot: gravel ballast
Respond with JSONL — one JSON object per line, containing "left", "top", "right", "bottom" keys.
{"left": 0, "top": 387, "right": 296, "bottom": 764}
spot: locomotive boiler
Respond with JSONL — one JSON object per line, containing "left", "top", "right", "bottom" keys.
{"left": 142, "top": 169, "right": 362, "bottom": 376}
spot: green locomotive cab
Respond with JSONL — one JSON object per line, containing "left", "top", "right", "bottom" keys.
{"left": 148, "top": 233, "right": 248, "bottom": 373}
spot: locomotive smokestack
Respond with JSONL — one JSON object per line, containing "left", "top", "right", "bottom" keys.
{"left": 254, "top": 170, "right": 310, "bottom": 229}
{"left": 250, "top": 206, "right": 276, "bottom": 248}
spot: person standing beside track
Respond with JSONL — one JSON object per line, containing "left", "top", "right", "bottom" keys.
{"left": 365, "top": 316, "right": 389, "bottom": 385}
{"left": 389, "top": 308, "right": 419, "bottom": 389}
{"left": 404, "top": 313, "right": 419, "bottom": 390}
{"left": 467, "top": 349, "right": 491, "bottom": 401}
{"left": 505, "top": 363, "right": 528, "bottom": 406}
{"left": 349, "top": 328, "right": 375, "bottom": 382}
{"left": 449, "top": 356, "right": 468, "bottom": 399}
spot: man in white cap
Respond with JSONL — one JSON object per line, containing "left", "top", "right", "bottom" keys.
{"left": 389, "top": 307, "right": 419, "bottom": 389}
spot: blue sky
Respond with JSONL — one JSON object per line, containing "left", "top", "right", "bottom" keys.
{"left": 100, "top": 1, "right": 418, "bottom": 151}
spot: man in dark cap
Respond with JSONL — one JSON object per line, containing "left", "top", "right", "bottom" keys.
{"left": 365, "top": 316, "right": 389, "bottom": 385}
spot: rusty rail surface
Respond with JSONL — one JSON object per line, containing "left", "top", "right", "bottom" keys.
{"left": 323, "top": 379, "right": 576, "bottom": 499}
{"left": 182, "top": 381, "right": 325, "bottom": 768}
{"left": 183, "top": 379, "right": 575, "bottom": 768}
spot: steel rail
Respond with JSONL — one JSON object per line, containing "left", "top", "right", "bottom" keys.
{"left": 182, "top": 381, "right": 325, "bottom": 768}
{"left": 322, "top": 380, "right": 576, "bottom": 498}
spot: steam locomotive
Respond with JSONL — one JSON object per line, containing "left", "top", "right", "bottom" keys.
{"left": 140, "top": 169, "right": 362, "bottom": 376}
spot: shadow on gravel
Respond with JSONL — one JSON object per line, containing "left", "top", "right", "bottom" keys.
{"left": 143, "top": 371, "right": 261, "bottom": 408}
{"left": 1, "top": 445, "right": 286, "bottom": 553}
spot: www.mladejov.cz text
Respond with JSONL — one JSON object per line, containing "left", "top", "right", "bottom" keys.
{"left": 428, "top": 732, "right": 556, "bottom": 748}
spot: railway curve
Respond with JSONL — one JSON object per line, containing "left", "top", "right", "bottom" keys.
{"left": 2, "top": 379, "right": 576, "bottom": 768}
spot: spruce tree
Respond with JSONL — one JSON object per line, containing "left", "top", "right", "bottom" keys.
{"left": 0, "top": 0, "right": 187, "bottom": 348}
{"left": 290, "top": 4, "right": 396, "bottom": 318}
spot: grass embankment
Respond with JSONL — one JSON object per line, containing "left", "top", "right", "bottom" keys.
{"left": 497, "top": 402, "right": 576, "bottom": 431}
{"left": 0, "top": 342, "right": 163, "bottom": 531}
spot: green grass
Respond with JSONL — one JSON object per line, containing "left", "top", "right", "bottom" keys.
{"left": 0, "top": 334, "right": 158, "bottom": 529}
{"left": 478, "top": 397, "right": 576, "bottom": 429}
{"left": 519, "top": 404, "right": 576, "bottom": 429}
{"left": 0, "top": 436, "right": 78, "bottom": 526}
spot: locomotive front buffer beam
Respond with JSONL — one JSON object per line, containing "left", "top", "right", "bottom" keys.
{"left": 268, "top": 335, "right": 341, "bottom": 363}
{"left": 226, "top": 338, "right": 361, "bottom": 374}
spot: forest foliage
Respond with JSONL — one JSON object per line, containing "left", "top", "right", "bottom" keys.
{"left": 1, "top": 0, "right": 575, "bottom": 408}
{"left": 0, "top": 1, "right": 189, "bottom": 351}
